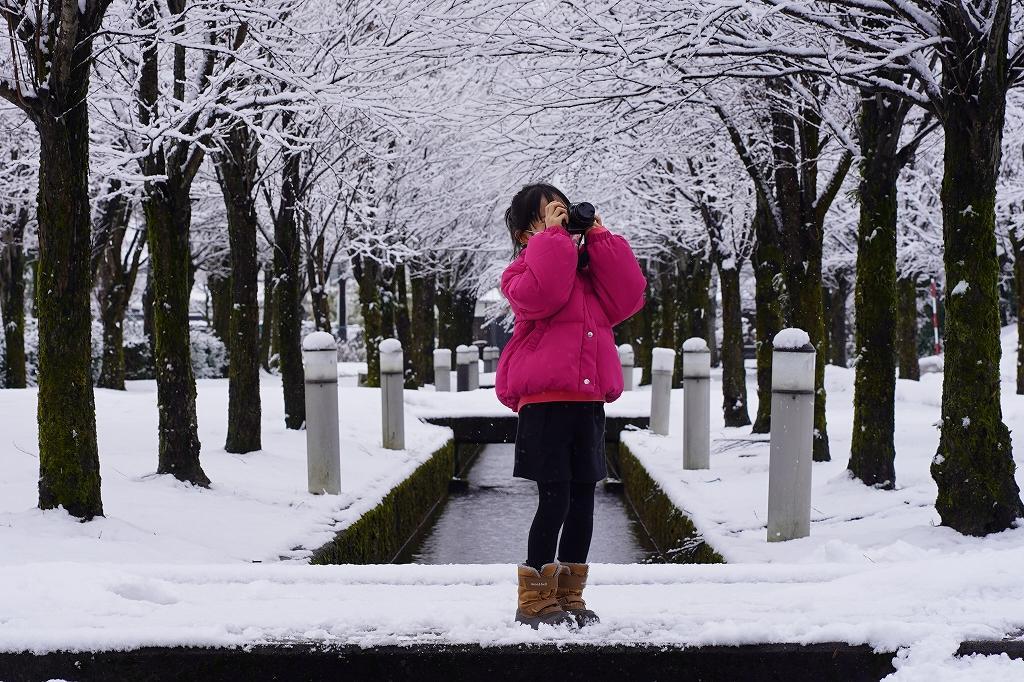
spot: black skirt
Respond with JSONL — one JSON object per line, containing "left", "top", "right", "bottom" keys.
{"left": 513, "top": 401, "right": 607, "bottom": 483}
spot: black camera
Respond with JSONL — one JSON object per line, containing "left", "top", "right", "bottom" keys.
{"left": 565, "top": 201, "right": 597, "bottom": 235}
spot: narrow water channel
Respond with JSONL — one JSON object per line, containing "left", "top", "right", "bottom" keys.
{"left": 401, "top": 443, "right": 658, "bottom": 564}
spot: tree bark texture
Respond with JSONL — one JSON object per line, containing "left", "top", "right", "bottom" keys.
{"left": 216, "top": 121, "right": 262, "bottom": 453}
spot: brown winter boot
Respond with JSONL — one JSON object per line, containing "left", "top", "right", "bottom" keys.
{"left": 515, "top": 563, "right": 577, "bottom": 629}
{"left": 556, "top": 562, "right": 600, "bottom": 627}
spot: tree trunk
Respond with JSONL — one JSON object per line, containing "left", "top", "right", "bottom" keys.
{"left": 379, "top": 264, "right": 396, "bottom": 343}
{"left": 897, "top": 277, "right": 921, "bottom": 381}
{"left": 0, "top": 207, "right": 28, "bottom": 388}
{"left": 828, "top": 276, "right": 850, "bottom": 367}
{"left": 338, "top": 275, "right": 348, "bottom": 340}
{"left": 751, "top": 196, "right": 784, "bottom": 433}
{"left": 769, "top": 84, "right": 843, "bottom": 462}
{"left": 274, "top": 149, "right": 305, "bottom": 429}
{"left": 932, "top": 20, "right": 1024, "bottom": 533}
{"left": 207, "top": 269, "right": 232, "bottom": 342}
{"left": 656, "top": 260, "right": 679, "bottom": 387}
{"left": 34, "top": 99, "right": 103, "bottom": 518}
{"left": 216, "top": 122, "right": 262, "bottom": 453}
{"left": 142, "top": 184, "right": 209, "bottom": 486}
{"left": 353, "top": 252, "right": 383, "bottom": 388}
{"left": 718, "top": 261, "right": 751, "bottom": 426}
{"left": 304, "top": 229, "right": 331, "bottom": 333}
{"left": 410, "top": 270, "right": 436, "bottom": 386}
{"left": 436, "top": 279, "right": 456, "bottom": 353}
{"left": 849, "top": 87, "right": 902, "bottom": 489}
{"left": 260, "top": 263, "right": 274, "bottom": 371}
{"left": 635, "top": 258, "right": 655, "bottom": 385}
{"left": 94, "top": 188, "right": 139, "bottom": 391}
{"left": 453, "top": 289, "right": 477, "bottom": 344}
{"left": 143, "top": 271, "right": 156, "bottom": 358}
{"left": 707, "top": 273, "right": 719, "bottom": 368}
{"left": 393, "top": 262, "right": 415, "bottom": 387}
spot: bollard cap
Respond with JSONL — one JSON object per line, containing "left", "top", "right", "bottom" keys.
{"left": 652, "top": 347, "right": 676, "bottom": 373}
{"left": 379, "top": 337, "right": 403, "bottom": 374}
{"left": 456, "top": 345, "right": 477, "bottom": 364}
{"left": 772, "top": 336, "right": 816, "bottom": 393}
{"left": 433, "top": 348, "right": 452, "bottom": 369}
{"left": 773, "top": 328, "right": 813, "bottom": 352}
{"left": 682, "top": 337, "right": 709, "bottom": 353}
{"left": 682, "top": 338, "right": 711, "bottom": 379}
{"left": 302, "top": 330, "right": 337, "bottom": 352}
{"left": 618, "top": 343, "right": 634, "bottom": 364}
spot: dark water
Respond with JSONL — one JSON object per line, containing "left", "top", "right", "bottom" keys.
{"left": 403, "top": 443, "right": 658, "bottom": 564}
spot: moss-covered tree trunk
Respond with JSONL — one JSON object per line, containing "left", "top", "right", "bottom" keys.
{"left": 409, "top": 269, "right": 436, "bottom": 386}
{"left": 207, "top": 268, "right": 232, "bottom": 342}
{"left": 849, "top": 87, "right": 903, "bottom": 489}
{"left": 931, "top": 13, "right": 1024, "bottom": 533}
{"left": 718, "top": 261, "right": 751, "bottom": 426}
{"left": 94, "top": 186, "right": 141, "bottom": 391}
{"left": 34, "top": 106, "right": 104, "bottom": 516}
{"left": 0, "top": 207, "right": 28, "bottom": 388}
{"left": 273, "top": 150, "right": 305, "bottom": 429}
{"left": 215, "top": 121, "right": 262, "bottom": 453}
{"left": 436, "top": 279, "right": 455, "bottom": 353}
{"left": 353, "top": 252, "right": 382, "bottom": 388}
{"left": 751, "top": 196, "right": 783, "bottom": 434}
{"left": 897, "top": 277, "right": 921, "bottom": 381}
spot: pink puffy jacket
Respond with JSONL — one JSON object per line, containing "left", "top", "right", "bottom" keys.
{"left": 495, "top": 224, "right": 647, "bottom": 413}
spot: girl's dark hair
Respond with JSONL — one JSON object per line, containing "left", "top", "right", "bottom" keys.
{"left": 504, "top": 183, "right": 572, "bottom": 259}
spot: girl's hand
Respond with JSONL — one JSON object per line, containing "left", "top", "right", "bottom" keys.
{"left": 585, "top": 214, "right": 605, "bottom": 234}
{"left": 543, "top": 200, "right": 568, "bottom": 228}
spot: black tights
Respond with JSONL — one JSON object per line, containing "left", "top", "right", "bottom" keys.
{"left": 526, "top": 480, "right": 596, "bottom": 570}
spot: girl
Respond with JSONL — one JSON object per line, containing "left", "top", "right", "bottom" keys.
{"left": 494, "top": 183, "right": 647, "bottom": 629}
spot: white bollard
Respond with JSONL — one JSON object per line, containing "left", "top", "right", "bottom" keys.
{"left": 682, "top": 338, "right": 711, "bottom": 470}
{"left": 380, "top": 338, "right": 405, "bottom": 450}
{"left": 650, "top": 347, "right": 676, "bottom": 436}
{"left": 767, "top": 328, "right": 816, "bottom": 542}
{"left": 302, "top": 331, "right": 341, "bottom": 494}
{"left": 433, "top": 348, "right": 452, "bottom": 392}
{"left": 618, "top": 343, "right": 635, "bottom": 391}
{"left": 469, "top": 345, "right": 481, "bottom": 390}
{"left": 456, "top": 344, "right": 473, "bottom": 391}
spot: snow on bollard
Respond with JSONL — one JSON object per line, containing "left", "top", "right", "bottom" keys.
{"left": 682, "top": 338, "right": 711, "bottom": 470}
{"left": 456, "top": 344, "right": 474, "bottom": 392}
{"left": 433, "top": 348, "right": 452, "bottom": 392}
{"left": 302, "top": 331, "right": 341, "bottom": 494}
{"left": 767, "top": 328, "right": 816, "bottom": 542}
{"left": 650, "top": 347, "right": 676, "bottom": 436}
{"left": 618, "top": 343, "right": 635, "bottom": 391}
{"left": 483, "top": 346, "right": 500, "bottom": 373}
{"left": 379, "top": 338, "right": 405, "bottom": 450}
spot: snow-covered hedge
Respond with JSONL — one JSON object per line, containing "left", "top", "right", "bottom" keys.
{"left": 0, "top": 317, "right": 228, "bottom": 387}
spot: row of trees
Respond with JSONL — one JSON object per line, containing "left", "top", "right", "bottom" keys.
{"left": 0, "top": 1, "right": 1021, "bottom": 538}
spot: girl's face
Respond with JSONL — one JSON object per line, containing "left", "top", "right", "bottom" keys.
{"left": 520, "top": 195, "right": 570, "bottom": 245}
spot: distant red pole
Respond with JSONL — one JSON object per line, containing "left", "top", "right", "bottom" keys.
{"left": 930, "top": 278, "right": 942, "bottom": 355}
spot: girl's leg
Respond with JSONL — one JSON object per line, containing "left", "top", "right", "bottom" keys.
{"left": 525, "top": 480, "right": 571, "bottom": 570}
{"left": 556, "top": 480, "right": 596, "bottom": 563}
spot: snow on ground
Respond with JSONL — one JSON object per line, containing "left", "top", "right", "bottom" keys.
{"left": 0, "top": 371, "right": 450, "bottom": 565}
{"left": 3, "top": 336, "right": 1024, "bottom": 674}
